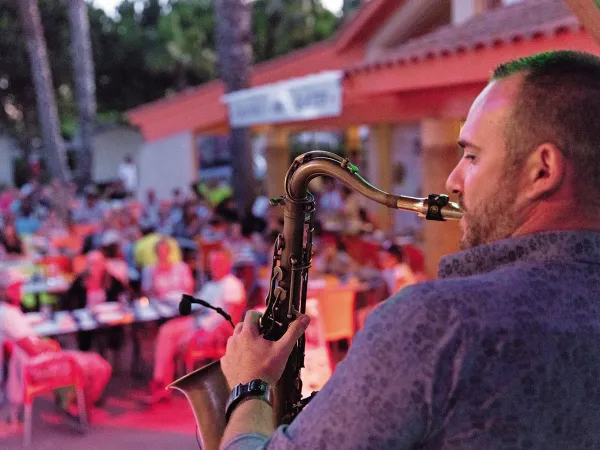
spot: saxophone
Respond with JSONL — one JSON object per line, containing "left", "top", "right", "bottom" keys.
{"left": 169, "top": 150, "right": 462, "bottom": 450}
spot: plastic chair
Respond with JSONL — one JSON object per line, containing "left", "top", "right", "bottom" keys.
{"left": 71, "top": 224, "right": 98, "bottom": 239}
{"left": 22, "top": 353, "right": 88, "bottom": 447}
{"left": 50, "top": 236, "right": 83, "bottom": 255}
{"left": 184, "top": 301, "right": 246, "bottom": 372}
{"left": 314, "top": 286, "right": 358, "bottom": 369}
{"left": 184, "top": 324, "right": 230, "bottom": 373}
{"left": 322, "top": 275, "right": 340, "bottom": 288}
{"left": 301, "top": 298, "right": 332, "bottom": 395}
{"left": 38, "top": 255, "right": 71, "bottom": 274}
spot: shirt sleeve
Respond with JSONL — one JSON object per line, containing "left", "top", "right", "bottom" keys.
{"left": 2, "top": 307, "right": 36, "bottom": 341}
{"left": 222, "top": 282, "right": 464, "bottom": 450}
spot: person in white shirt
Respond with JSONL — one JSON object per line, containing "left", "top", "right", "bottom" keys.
{"left": 145, "top": 250, "right": 245, "bottom": 404}
{"left": 117, "top": 155, "right": 137, "bottom": 197}
{"left": 0, "top": 269, "right": 111, "bottom": 419}
{"left": 378, "top": 243, "right": 417, "bottom": 295}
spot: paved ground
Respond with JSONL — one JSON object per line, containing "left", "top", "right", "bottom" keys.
{"left": 0, "top": 324, "right": 200, "bottom": 450}
{"left": 0, "top": 373, "right": 200, "bottom": 450}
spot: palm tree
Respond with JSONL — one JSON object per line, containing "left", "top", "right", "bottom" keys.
{"left": 16, "top": 0, "right": 70, "bottom": 184}
{"left": 67, "top": 0, "right": 96, "bottom": 189}
{"left": 214, "top": 0, "right": 256, "bottom": 217}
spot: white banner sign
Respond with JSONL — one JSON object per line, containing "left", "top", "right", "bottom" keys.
{"left": 223, "top": 71, "right": 343, "bottom": 127}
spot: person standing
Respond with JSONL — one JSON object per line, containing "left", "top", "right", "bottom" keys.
{"left": 118, "top": 155, "right": 137, "bottom": 198}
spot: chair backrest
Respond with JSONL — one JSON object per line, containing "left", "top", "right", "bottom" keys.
{"left": 51, "top": 236, "right": 83, "bottom": 255}
{"left": 71, "top": 224, "right": 98, "bottom": 239}
{"left": 23, "top": 353, "right": 83, "bottom": 401}
{"left": 315, "top": 286, "right": 357, "bottom": 342}
{"left": 38, "top": 255, "right": 71, "bottom": 274}
{"left": 322, "top": 275, "right": 340, "bottom": 288}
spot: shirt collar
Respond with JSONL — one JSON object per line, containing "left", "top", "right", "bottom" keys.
{"left": 438, "top": 230, "right": 600, "bottom": 278}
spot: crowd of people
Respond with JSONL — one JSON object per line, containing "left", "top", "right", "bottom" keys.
{"left": 0, "top": 168, "right": 425, "bottom": 422}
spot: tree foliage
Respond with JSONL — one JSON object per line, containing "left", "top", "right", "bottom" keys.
{"left": 0, "top": 0, "right": 341, "bottom": 152}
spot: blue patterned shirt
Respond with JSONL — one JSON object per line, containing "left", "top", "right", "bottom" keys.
{"left": 224, "top": 231, "right": 600, "bottom": 450}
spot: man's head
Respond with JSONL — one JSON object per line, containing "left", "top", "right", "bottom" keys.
{"left": 86, "top": 250, "right": 107, "bottom": 278}
{"left": 209, "top": 250, "right": 233, "bottom": 281}
{"left": 155, "top": 238, "right": 171, "bottom": 264}
{"left": 446, "top": 51, "right": 600, "bottom": 249}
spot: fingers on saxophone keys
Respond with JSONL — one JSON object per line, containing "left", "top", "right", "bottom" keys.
{"left": 233, "top": 322, "right": 243, "bottom": 335}
{"left": 243, "top": 310, "right": 262, "bottom": 337}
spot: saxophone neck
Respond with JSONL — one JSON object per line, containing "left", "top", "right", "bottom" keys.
{"left": 286, "top": 151, "right": 463, "bottom": 221}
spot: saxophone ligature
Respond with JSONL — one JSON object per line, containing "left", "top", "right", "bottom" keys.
{"left": 169, "top": 151, "right": 462, "bottom": 450}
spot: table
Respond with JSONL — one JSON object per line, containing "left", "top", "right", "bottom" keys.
{"left": 24, "top": 298, "right": 183, "bottom": 337}
{"left": 25, "top": 298, "right": 189, "bottom": 377}
{"left": 23, "top": 276, "right": 70, "bottom": 295}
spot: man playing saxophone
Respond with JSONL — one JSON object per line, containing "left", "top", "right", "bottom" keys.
{"left": 219, "top": 51, "right": 600, "bottom": 449}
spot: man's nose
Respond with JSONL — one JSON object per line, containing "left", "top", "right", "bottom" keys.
{"left": 445, "top": 164, "right": 463, "bottom": 195}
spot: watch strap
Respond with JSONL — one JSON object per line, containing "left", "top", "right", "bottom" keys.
{"left": 225, "top": 379, "right": 274, "bottom": 423}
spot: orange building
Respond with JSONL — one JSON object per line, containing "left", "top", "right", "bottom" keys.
{"left": 128, "top": 0, "right": 600, "bottom": 276}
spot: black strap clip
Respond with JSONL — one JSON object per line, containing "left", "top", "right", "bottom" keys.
{"left": 425, "top": 194, "right": 449, "bottom": 221}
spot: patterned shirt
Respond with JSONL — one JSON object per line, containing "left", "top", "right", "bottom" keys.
{"left": 224, "top": 230, "right": 600, "bottom": 450}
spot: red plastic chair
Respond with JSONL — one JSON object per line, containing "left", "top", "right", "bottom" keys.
{"left": 184, "top": 324, "right": 231, "bottom": 373}
{"left": 22, "top": 353, "right": 88, "bottom": 447}
{"left": 184, "top": 301, "right": 246, "bottom": 373}
{"left": 38, "top": 255, "right": 72, "bottom": 274}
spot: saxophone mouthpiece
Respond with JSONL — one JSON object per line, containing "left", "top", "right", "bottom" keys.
{"left": 407, "top": 194, "right": 463, "bottom": 221}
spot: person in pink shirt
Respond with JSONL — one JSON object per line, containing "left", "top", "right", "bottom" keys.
{"left": 141, "top": 238, "right": 194, "bottom": 301}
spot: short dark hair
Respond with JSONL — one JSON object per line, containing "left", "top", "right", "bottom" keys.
{"left": 491, "top": 51, "right": 600, "bottom": 205}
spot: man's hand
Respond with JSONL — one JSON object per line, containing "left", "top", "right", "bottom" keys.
{"left": 221, "top": 310, "right": 311, "bottom": 388}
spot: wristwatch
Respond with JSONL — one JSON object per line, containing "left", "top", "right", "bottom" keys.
{"left": 225, "top": 379, "right": 274, "bottom": 423}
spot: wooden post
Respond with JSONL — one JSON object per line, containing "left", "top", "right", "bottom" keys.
{"left": 421, "top": 119, "right": 462, "bottom": 278}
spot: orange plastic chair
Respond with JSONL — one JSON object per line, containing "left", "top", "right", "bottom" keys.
{"left": 71, "top": 224, "right": 98, "bottom": 239}
{"left": 22, "top": 353, "right": 88, "bottom": 447}
{"left": 314, "top": 286, "right": 358, "bottom": 369}
{"left": 51, "top": 236, "right": 83, "bottom": 255}
{"left": 322, "top": 275, "right": 341, "bottom": 288}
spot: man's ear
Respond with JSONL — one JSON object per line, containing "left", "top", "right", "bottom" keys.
{"left": 522, "top": 143, "right": 565, "bottom": 201}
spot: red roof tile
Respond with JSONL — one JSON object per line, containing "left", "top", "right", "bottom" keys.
{"left": 347, "top": 0, "right": 581, "bottom": 75}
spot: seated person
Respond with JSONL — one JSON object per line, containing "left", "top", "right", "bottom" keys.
{"left": 145, "top": 250, "right": 245, "bottom": 404}
{"left": 134, "top": 228, "right": 182, "bottom": 269}
{"left": 0, "top": 269, "right": 111, "bottom": 417}
{"left": 65, "top": 250, "right": 126, "bottom": 353}
{"left": 0, "top": 221, "right": 23, "bottom": 257}
{"left": 100, "top": 230, "right": 129, "bottom": 287}
{"left": 378, "top": 242, "right": 417, "bottom": 294}
{"left": 224, "top": 221, "right": 256, "bottom": 269}
{"left": 141, "top": 238, "right": 194, "bottom": 301}
{"left": 312, "top": 234, "right": 359, "bottom": 279}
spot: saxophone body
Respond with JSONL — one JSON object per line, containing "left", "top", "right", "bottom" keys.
{"left": 169, "top": 151, "right": 462, "bottom": 450}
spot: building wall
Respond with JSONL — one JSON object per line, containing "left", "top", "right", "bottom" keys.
{"left": 92, "top": 126, "right": 143, "bottom": 183}
{"left": 137, "top": 131, "right": 196, "bottom": 200}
